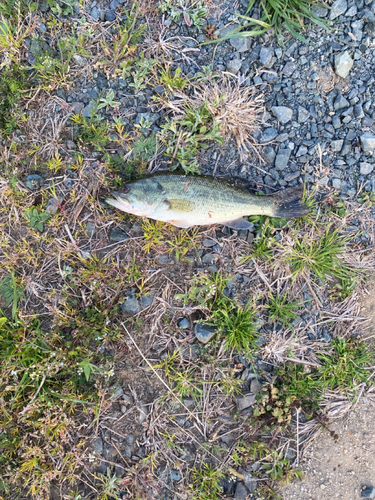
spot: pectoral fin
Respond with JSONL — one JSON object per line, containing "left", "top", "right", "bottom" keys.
{"left": 223, "top": 218, "right": 255, "bottom": 230}
{"left": 167, "top": 220, "right": 192, "bottom": 228}
{"left": 165, "top": 199, "right": 195, "bottom": 212}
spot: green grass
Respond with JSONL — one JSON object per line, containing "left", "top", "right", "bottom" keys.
{"left": 283, "top": 227, "right": 352, "bottom": 283}
{"left": 190, "top": 464, "right": 224, "bottom": 500}
{"left": 204, "top": 0, "right": 331, "bottom": 46}
{"left": 266, "top": 292, "right": 301, "bottom": 327}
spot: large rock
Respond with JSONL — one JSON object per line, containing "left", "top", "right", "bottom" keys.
{"left": 334, "top": 51, "right": 353, "bottom": 79}
{"left": 226, "top": 58, "right": 242, "bottom": 75}
{"left": 329, "top": 0, "right": 347, "bottom": 20}
{"left": 275, "top": 148, "right": 291, "bottom": 170}
{"left": 271, "top": 106, "right": 293, "bottom": 124}
{"left": 360, "top": 162, "right": 374, "bottom": 175}
{"left": 360, "top": 132, "right": 375, "bottom": 152}
{"left": 194, "top": 323, "right": 216, "bottom": 344}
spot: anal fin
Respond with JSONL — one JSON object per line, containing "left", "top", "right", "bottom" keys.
{"left": 223, "top": 218, "right": 255, "bottom": 231}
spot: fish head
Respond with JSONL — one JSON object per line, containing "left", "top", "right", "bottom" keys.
{"left": 105, "top": 178, "right": 165, "bottom": 216}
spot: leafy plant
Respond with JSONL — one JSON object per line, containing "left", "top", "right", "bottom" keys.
{"left": 159, "top": 65, "right": 189, "bottom": 91}
{"left": 159, "top": 0, "right": 207, "bottom": 31}
{"left": 97, "top": 89, "right": 120, "bottom": 110}
{"left": 142, "top": 219, "right": 166, "bottom": 252}
{"left": 0, "top": 272, "right": 24, "bottom": 318}
{"left": 190, "top": 464, "right": 224, "bottom": 500}
{"left": 24, "top": 207, "right": 51, "bottom": 232}
{"left": 160, "top": 102, "right": 223, "bottom": 174}
{"left": 358, "top": 190, "right": 375, "bottom": 208}
{"left": 0, "top": 65, "right": 29, "bottom": 134}
{"left": 71, "top": 112, "right": 110, "bottom": 151}
{"left": 130, "top": 55, "right": 157, "bottom": 93}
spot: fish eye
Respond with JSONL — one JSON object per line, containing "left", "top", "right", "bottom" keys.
{"left": 121, "top": 186, "right": 129, "bottom": 193}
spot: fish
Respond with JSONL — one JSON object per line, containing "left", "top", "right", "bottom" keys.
{"left": 105, "top": 174, "right": 309, "bottom": 229}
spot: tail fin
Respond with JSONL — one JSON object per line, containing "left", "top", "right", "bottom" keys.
{"left": 272, "top": 186, "right": 309, "bottom": 219}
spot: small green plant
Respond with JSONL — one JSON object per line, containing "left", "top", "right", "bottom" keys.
{"left": 283, "top": 227, "right": 352, "bottom": 283}
{"left": 159, "top": 0, "right": 207, "bottom": 31}
{"left": 266, "top": 292, "right": 301, "bottom": 327}
{"left": 160, "top": 102, "right": 223, "bottom": 174}
{"left": 190, "top": 464, "right": 224, "bottom": 500}
{"left": 166, "top": 228, "right": 199, "bottom": 261}
{"left": 318, "top": 338, "right": 372, "bottom": 394}
{"left": 0, "top": 272, "right": 24, "bottom": 318}
{"left": 0, "top": 65, "right": 29, "bottom": 134}
{"left": 205, "top": 0, "right": 331, "bottom": 46}
{"left": 159, "top": 65, "right": 189, "bottom": 91}
{"left": 358, "top": 190, "right": 375, "bottom": 208}
{"left": 130, "top": 55, "right": 157, "bottom": 93}
{"left": 97, "top": 89, "right": 120, "bottom": 110}
{"left": 97, "top": 468, "right": 121, "bottom": 500}
{"left": 24, "top": 207, "right": 51, "bottom": 232}
{"left": 71, "top": 113, "right": 109, "bottom": 151}
{"left": 142, "top": 219, "right": 166, "bottom": 252}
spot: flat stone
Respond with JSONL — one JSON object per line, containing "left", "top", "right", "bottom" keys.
{"left": 91, "top": 6, "right": 100, "bottom": 19}
{"left": 135, "top": 112, "right": 160, "bottom": 124}
{"left": 331, "top": 139, "right": 344, "bottom": 152}
{"left": 332, "top": 178, "right": 343, "bottom": 189}
{"left": 178, "top": 317, "right": 190, "bottom": 329}
{"left": 82, "top": 100, "right": 97, "bottom": 119}
{"left": 104, "top": 9, "right": 116, "bottom": 21}
{"left": 259, "top": 46, "right": 273, "bottom": 66}
{"left": 271, "top": 106, "right": 293, "bottom": 124}
{"left": 202, "top": 252, "right": 217, "bottom": 264}
{"left": 360, "top": 162, "right": 374, "bottom": 175}
{"left": 170, "top": 470, "right": 181, "bottom": 481}
{"left": 140, "top": 292, "right": 154, "bottom": 310}
{"left": 334, "top": 51, "right": 353, "bottom": 79}
{"left": 284, "top": 171, "right": 300, "bottom": 182}
{"left": 202, "top": 238, "right": 216, "bottom": 248}
{"left": 275, "top": 148, "right": 291, "bottom": 170}
{"left": 45, "top": 197, "right": 62, "bottom": 215}
{"left": 334, "top": 94, "right": 350, "bottom": 111}
{"left": 361, "top": 132, "right": 375, "bottom": 152}
{"left": 194, "top": 323, "right": 216, "bottom": 344}
{"left": 362, "top": 487, "right": 375, "bottom": 499}
{"left": 71, "top": 102, "right": 84, "bottom": 114}
{"left": 311, "top": 5, "right": 328, "bottom": 17}
{"left": 25, "top": 174, "right": 44, "bottom": 190}
{"left": 229, "top": 37, "right": 250, "bottom": 52}
{"left": 121, "top": 294, "right": 141, "bottom": 315}
{"left": 297, "top": 106, "right": 310, "bottom": 123}
{"left": 282, "top": 61, "right": 297, "bottom": 77}
{"left": 345, "top": 4, "right": 357, "bottom": 16}
{"left": 235, "top": 394, "right": 256, "bottom": 410}
{"left": 109, "top": 229, "right": 128, "bottom": 242}
{"left": 92, "top": 436, "right": 103, "bottom": 454}
{"left": 155, "top": 253, "right": 174, "bottom": 265}
{"left": 234, "top": 483, "right": 249, "bottom": 500}
{"left": 261, "top": 127, "right": 278, "bottom": 142}
{"left": 226, "top": 58, "right": 242, "bottom": 75}
{"left": 263, "top": 146, "right": 276, "bottom": 164}
{"left": 86, "top": 222, "right": 96, "bottom": 237}
{"left": 329, "top": 0, "right": 347, "bottom": 19}
{"left": 110, "top": 384, "right": 124, "bottom": 400}
{"left": 73, "top": 54, "right": 87, "bottom": 66}
{"left": 244, "top": 472, "right": 258, "bottom": 493}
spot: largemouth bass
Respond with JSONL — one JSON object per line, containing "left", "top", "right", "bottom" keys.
{"left": 106, "top": 175, "right": 309, "bottom": 229}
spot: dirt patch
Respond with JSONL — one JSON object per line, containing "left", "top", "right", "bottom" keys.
{"left": 281, "top": 394, "right": 375, "bottom": 500}
{"left": 359, "top": 278, "right": 375, "bottom": 342}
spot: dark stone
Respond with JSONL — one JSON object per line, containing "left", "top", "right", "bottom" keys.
{"left": 170, "top": 470, "right": 181, "bottom": 481}
{"left": 104, "top": 9, "right": 116, "bottom": 21}
{"left": 109, "top": 229, "right": 128, "bottom": 242}
{"left": 234, "top": 482, "right": 249, "bottom": 500}
{"left": 194, "top": 323, "right": 216, "bottom": 344}
{"left": 362, "top": 487, "right": 375, "bottom": 499}
{"left": 92, "top": 436, "right": 103, "bottom": 454}
{"left": 235, "top": 394, "right": 256, "bottom": 410}
{"left": 25, "top": 174, "right": 44, "bottom": 190}
{"left": 275, "top": 148, "right": 291, "bottom": 170}
{"left": 178, "top": 317, "right": 190, "bottom": 329}
{"left": 121, "top": 293, "right": 141, "bottom": 315}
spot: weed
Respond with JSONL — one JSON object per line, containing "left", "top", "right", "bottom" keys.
{"left": 132, "top": 131, "right": 158, "bottom": 162}
{"left": 266, "top": 292, "right": 301, "bottom": 327}
{"left": 71, "top": 112, "right": 109, "bottom": 151}
{"left": 282, "top": 227, "right": 353, "bottom": 283}
{"left": 160, "top": 102, "right": 223, "bottom": 174}
{"left": 24, "top": 207, "right": 51, "bottom": 232}
{"left": 206, "top": 0, "right": 331, "bottom": 46}
{"left": 97, "top": 89, "right": 120, "bottom": 110}
{"left": 318, "top": 338, "right": 372, "bottom": 394}
{"left": 249, "top": 212, "right": 287, "bottom": 239}
{"left": 0, "top": 272, "right": 24, "bottom": 319}
{"left": 190, "top": 464, "right": 224, "bottom": 500}
{"left": 158, "top": 64, "right": 189, "bottom": 91}
{"left": 166, "top": 228, "right": 199, "bottom": 261}
{"left": 130, "top": 55, "right": 157, "bottom": 93}
{"left": 159, "top": 0, "right": 207, "bottom": 31}
{"left": 241, "top": 236, "right": 275, "bottom": 263}
{"left": 0, "top": 65, "right": 29, "bottom": 134}
{"left": 142, "top": 219, "right": 166, "bottom": 252}
{"left": 96, "top": 468, "right": 121, "bottom": 500}
{"left": 358, "top": 189, "right": 375, "bottom": 208}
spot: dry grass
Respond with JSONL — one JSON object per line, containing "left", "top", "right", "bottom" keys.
{"left": 161, "top": 77, "right": 265, "bottom": 160}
